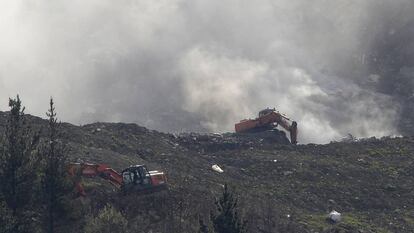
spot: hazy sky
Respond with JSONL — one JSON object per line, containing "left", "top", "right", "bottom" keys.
{"left": 1, "top": 0, "right": 413, "bottom": 143}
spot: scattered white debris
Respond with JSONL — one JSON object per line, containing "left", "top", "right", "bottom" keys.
{"left": 283, "top": 171, "right": 293, "bottom": 176}
{"left": 212, "top": 164, "right": 224, "bottom": 173}
{"left": 287, "top": 214, "right": 291, "bottom": 218}
{"left": 273, "top": 159, "right": 278, "bottom": 163}
{"left": 96, "top": 128, "right": 101, "bottom": 132}
{"left": 328, "top": 210, "right": 342, "bottom": 223}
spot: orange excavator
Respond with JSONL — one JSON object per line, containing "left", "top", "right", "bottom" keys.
{"left": 235, "top": 108, "right": 298, "bottom": 144}
{"left": 68, "top": 163, "right": 168, "bottom": 196}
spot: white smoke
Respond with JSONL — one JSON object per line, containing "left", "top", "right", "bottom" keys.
{"left": 0, "top": 0, "right": 409, "bottom": 143}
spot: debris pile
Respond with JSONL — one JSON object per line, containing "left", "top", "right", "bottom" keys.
{"left": 174, "top": 129, "right": 290, "bottom": 153}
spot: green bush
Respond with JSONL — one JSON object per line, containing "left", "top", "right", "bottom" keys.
{"left": 84, "top": 204, "right": 128, "bottom": 233}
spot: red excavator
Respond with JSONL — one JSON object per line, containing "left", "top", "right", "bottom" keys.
{"left": 235, "top": 108, "right": 298, "bottom": 144}
{"left": 68, "top": 163, "right": 168, "bottom": 196}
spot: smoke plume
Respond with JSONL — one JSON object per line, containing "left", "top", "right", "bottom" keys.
{"left": 0, "top": 0, "right": 413, "bottom": 143}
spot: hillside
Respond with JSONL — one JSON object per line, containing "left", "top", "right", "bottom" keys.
{"left": 1, "top": 112, "right": 414, "bottom": 233}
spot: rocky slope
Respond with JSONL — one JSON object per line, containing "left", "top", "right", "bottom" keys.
{"left": 1, "top": 111, "right": 413, "bottom": 232}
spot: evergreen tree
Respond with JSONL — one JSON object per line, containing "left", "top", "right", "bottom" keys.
{"left": 211, "top": 185, "right": 246, "bottom": 233}
{"left": 0, "top": 95, "right": 40, "bottom": 232}
{"left": 41, "top": 98, "right": 69, "bottom": 233}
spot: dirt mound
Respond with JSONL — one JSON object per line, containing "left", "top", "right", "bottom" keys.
{"left": 1, "top": 112, "right": 413, "bottom": 232}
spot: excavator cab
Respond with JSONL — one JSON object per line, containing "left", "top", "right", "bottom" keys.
{"left": 258, "top": 108, "right": 275, "bottom": 117}
{"left": 121, "top": 165, "right": 153, "bottom": 192}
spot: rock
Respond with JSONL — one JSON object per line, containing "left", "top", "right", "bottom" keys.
{"left": 212, "top": 164, "right": 224, "bottom": 173}
{"left": 327, "top": 210, "right": 342, "bottom": 223}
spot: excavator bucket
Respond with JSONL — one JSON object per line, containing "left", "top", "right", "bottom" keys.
{"left": 290, "top": 121, "right": 298, "bottom": 144}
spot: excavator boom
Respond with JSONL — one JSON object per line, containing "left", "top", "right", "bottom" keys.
{"left": 68, "top": 163, "right": 124, "bottom": 196}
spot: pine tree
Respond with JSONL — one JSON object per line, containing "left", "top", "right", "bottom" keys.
{"left": 41, "top": 98, "right": 69, "bottom": 233}
{"left": 211, "top": 185, "right": 246, "bottom": 233}
{"left": 0, "top": 95, "right": 40, "bottom": 232}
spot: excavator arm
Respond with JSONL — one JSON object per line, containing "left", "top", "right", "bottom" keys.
{"left": 68, "top": 163, "right": 123, "bottom": 196}
{"left": 263, "top": 112, "right": 297, "bottom": 144}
